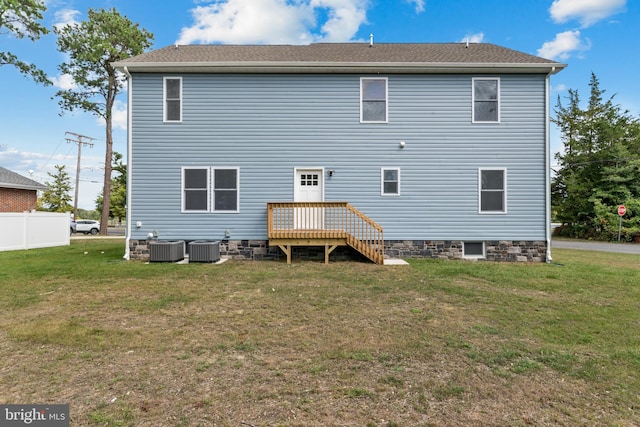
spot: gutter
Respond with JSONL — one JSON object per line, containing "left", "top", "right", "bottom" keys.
{"left": 122, "top": 66, "right": 133, "bottom": 260}
{"left": 545, "top": 67, "right": 554, "bottom": 263}
{"left": 113, "top": 61, "right": 567, "bottom": 75}
{"left": 0, "top": 183, "right": 49, "bottom": 191}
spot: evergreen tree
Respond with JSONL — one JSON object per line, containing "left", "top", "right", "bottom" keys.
{"left": 552, "top": 73, "right": 640, "bottom": 241}
{"left": 40, "top": 165, "right": 73, "bottom": 212}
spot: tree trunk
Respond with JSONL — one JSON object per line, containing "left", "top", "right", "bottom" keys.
{"left": 100, "top": 115, "right": 113, "bottom": 235}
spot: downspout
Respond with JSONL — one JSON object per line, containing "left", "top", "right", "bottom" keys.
{"left": 123, "top": 66, "right": 133, "bottom": 260}
{"left": 545, "top": 68, "right": 554, "bottom": 263}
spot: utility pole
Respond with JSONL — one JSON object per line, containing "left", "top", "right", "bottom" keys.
{"left": 65, "top": 132, "right": 95, "bottom": 220}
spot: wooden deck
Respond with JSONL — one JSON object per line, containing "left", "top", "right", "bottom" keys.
{"left": 267, "top": 202, "right": 384, "bottom": 264}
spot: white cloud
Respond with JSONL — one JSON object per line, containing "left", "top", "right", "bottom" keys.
{"left": 177, "top": 0, "right": 369, "bottom": 45}
{"left": 460, "top": 32, "right": 485, "bottom": 43}
{"left": 53, "top": 9, "right": 81, "bottom": 30}
{"left": 94, "top": 100, "right": 127, "bottom": 131}
{"left": 50, "top": 73, "right": 77, "bottom": 90}
{"left": 406, "top": 0, "right": 425, "bottom": 13}
{"left": 537, "top": 30, "right": 590, "bottom": 61}
{"left": 549, "top": 0, "right": 626, "bottom": 27}
{"left": 311, "top": 0, "right": 368, "bottom": 42}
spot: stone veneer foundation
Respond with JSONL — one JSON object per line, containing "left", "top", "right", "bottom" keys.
{"left": 129, "top": 239, "right": 547, "bottom": 263}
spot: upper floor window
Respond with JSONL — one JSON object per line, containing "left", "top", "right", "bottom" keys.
{"left": 479, "top": 168, "right": 506, "bottom": 214}
{"left": 164, "top": 77, "right": 182, "bottom": 122}
{"left": 472, "top": 78, "right": 500, "bottom": 123}
{"left": 381, "top": 168, "right": 400, "bottom": 196}
{"left": 361, "top": 77, "right": 388, "bottom": 123}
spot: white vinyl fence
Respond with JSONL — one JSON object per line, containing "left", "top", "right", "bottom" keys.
{"left": 0, "top": 212, "right": 70, "bottom": 252}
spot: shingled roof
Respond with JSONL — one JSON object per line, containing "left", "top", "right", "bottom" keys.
{"left": 114, "top": 43, "right": 566, "bottom": 74}
{"left": 0, "top": 167, "right": 48, "bottom": 191}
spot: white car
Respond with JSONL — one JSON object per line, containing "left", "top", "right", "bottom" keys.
{"left": 75, "top": 219, "right": 100, "bottom": 235}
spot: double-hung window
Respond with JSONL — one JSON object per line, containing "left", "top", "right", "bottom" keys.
{"left": 472, "top": 78, "right": 500, "bottom": 123}
{"left": 164, "top": 77, "right": 182, "bottom": 122}
{"left": 182, "top": 167, "right": 239, "bottom": 213}
{"left": 361, "top": 77, "right": 388, "bottom": 123}
{"left": 183, "top": 167, "right": 209, "bottom": 212}
{"left": 213, "top": 168, "right": 239, "bottom": 212}
{"left": 479, "top": 168, "right": 506, "bottom": 214}
{"left": 381, "top": 168, "right": 400, "bottom": 196}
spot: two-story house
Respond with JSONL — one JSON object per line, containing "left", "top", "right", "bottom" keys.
{"left": 114, "top": 42, "right": 565, "bottom": 263}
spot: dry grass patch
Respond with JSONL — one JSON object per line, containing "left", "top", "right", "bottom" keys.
{"left": 1, "top": 240, "right": 639, "bottom": 426}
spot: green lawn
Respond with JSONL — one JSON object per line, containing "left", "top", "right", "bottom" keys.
{"left": 1, "top": 239, "right": 639, "bottom": 426}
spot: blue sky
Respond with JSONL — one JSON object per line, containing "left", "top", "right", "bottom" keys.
{"left": 1, "top": 0, "right": 637, "bottom": 209}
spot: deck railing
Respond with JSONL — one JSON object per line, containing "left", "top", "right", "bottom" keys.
{"left": 267, "top": 202, "right": 384, "bottom": 264}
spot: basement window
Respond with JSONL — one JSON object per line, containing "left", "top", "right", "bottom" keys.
{"left": 463, "top": 241, "right": 485, "bottom": 259}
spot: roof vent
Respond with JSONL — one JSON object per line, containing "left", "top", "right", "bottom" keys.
{"left": 369, "top": 34, "right": 374, "bottom": 47}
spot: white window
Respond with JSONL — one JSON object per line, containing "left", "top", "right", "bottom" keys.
{"left": 182, "top": 167, "right": 239, "bottom": 213}
{"left": 463, "top": 241, "right": 485, "bottom": 258}
{"left": 164, "top": 77, "right": 182, "bottom": 122}
{"left": 472, "top": 78, "right": 500, "bottom": 123}
{"left": 479, "top": 168, "right": 507, "bottom": 214}
{"left": 361, "top": 77, "right": 388, "bottom": 123}
{"left": 182, "top": 167, "right": 209, "bottom": 212}
{"left": 381, "top": 168, "right": 400, "bottom": 196}
{"left": 213, "top": 168, "right": 239, "bottom": 212}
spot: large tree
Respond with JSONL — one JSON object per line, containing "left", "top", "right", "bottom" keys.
{"left": 552, "top": 73, "right": 640, "bottom": 240}
{"left": 54, "top": 8, "right": 152, "bottom": 234}
{"left": 40, "top": 165, "right": 73, "bottom": 212}
{"left": 0, "top": 0, "right": 50, "bottom": 84}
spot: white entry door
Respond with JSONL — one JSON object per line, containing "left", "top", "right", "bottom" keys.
{"left": 294, "top": 168, "right": 323, "bottom": 229}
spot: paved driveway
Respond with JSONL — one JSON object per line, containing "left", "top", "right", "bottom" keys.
{"left": 552, "top": 239, "right": 640, "bottom": 254}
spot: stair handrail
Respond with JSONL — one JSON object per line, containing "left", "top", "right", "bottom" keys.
{"left": 267, "top": 202, "right": 384, "bottom": 264}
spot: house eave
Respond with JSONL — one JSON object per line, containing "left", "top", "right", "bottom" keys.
{"left": 0, "top": 183, "right": 48, "bottom": 191}
{"left": 113, "top": 61, "right": 566, "bottom": 75}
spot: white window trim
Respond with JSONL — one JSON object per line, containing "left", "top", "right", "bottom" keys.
{"left": 164, "top": 76, "right": 182, "bottom": 123}
{"left": 463, "top": 241, "right": 486, "bottom": 259}
{"left": 472, "top": 77, "right": 500, "bottom": 124}
{"left": 181, "top": 166, "right": 209, "bottom": 213}
{"left": 360, "top": 77, "right": 388, "bottom": 124}
{"left": 381, "top": 167, "right": 400, "bottom": 196}
{"left": 212, "top": 167, "right": 240, "bottom": 213}
{"left": 181, "top": 166, "right": 240, "bottom": 213}
{"left": 478, "top": 167, "right": 507, "bottom": 214}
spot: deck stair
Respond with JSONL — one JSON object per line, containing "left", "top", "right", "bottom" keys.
{"left": 267, "top": 202, "right": 384, "bottom": 264}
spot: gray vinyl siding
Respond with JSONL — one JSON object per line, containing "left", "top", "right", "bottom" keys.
{"left": 129, "top": 73, "right": 547, "bottom": 241}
